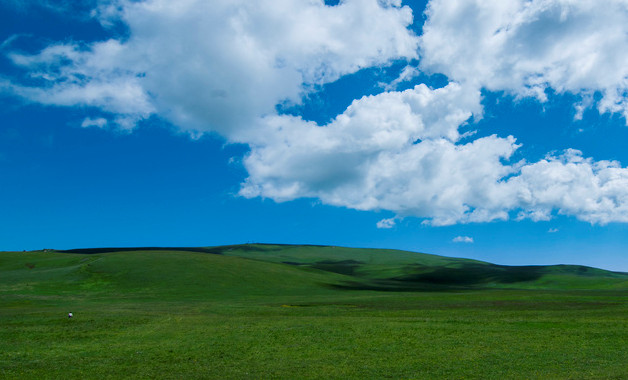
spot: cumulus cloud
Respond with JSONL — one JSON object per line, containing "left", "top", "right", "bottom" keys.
{"left": 376, "top": 218, "right": 397, "bottom": 229}
{"left": 453, "top": 236, "right": 474, "bottom": 243}
{"left": 241, "top": 91, "right": 628, "bottom": 225}
{"left": 237, "top": 82, "right": 628, "bottom": 225}
{"left": 3, "top": 0, "right": 628, "bottom": 227}
{"left": 510, "top": 150, "right": 628, "bottom": 224}
{"left": 420, "top": 0, "right": 628, "bottom": 122}
{"left": 239, "top": 83, "right": 521, "bottom": 226}
{"left": 4, "top": 0, "right": 419, "bottom": 134}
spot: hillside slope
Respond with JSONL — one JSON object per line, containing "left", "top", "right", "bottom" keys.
{"left": 2, "top": 244, "right": 627, "bottom": 379}
{"left": 0, "top": 248, "right": 350, "bottom": 306}
{"left": 53, "top": 243, "right": 628, "bottom": 291}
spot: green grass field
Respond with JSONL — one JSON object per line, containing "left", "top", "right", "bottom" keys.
{"left": 1, "top": 244, "right": 627, "bottom": 379}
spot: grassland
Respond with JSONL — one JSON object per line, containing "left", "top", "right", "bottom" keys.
{"left": 1, "top": 244, "right": 627, "bottom": 379}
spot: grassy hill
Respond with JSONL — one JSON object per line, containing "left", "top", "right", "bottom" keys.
{"left": 1, "top": 244, "right": 627, "bottom": 379}
{"left": 54, "top": 243, "right": 628, "bottom": 292}
{"left": 209, "top": 243, "right": 628, "bottom": 290}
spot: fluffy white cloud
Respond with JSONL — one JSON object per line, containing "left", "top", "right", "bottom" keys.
{"left": 453, "top": 236, "right": 474, "bottom": 243}
{"left": 376, "top": 218, "right": 397, "bottom": 229}
{"left": 510, "top": 150, "right": 628, "bottom": 224}
{"left": 239, "top": 81, "right": 628, "bottom": 225}
{"left": 4, "top": 0, "right": 628, "bottom": 227}
{"left": 420, "top": 0, "right": 628, "bottom": 122}
{"left": 4, "top": 0, "right": 419, "bottom": 133}
{"left": 239, "top": 83, "right": 521, "bottom": 225}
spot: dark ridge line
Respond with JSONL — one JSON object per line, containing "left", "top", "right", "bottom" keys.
{"left": 57, "top": 243, "right": 333, "bottom": 255}
{"left": 58, "top": 247, "right": 225, "bottom": 255}
{"left": 248, "top": 243, "right": 333, "bottom": 248}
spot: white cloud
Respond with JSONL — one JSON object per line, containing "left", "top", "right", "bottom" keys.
{"left": 81, "top": 117, "right": 108, "bottom": 128}
{"left": 4, "top": 0, "right": 419, "bottom": 133}
{"left": 4, "top": 0, "right": 628, "bottom": 227}
{"left": 548, "top": 228, "right": 559, "bottom": 233}
{"left": 238, "top": 83, "right": 522, "bottom": 226}
{"left": 382, "top": 65, "right": 420, "bottom": 91}
{"left": 453, "top": 236, "right": 474, "bottom": 243}
{"left": 6, "top": 40, "right": 155, "bottom": 125}
{"left": 376, "top": 218, "right": 397, "bottom": 229}
{"left": 239, "top": 81, "right": 628, "bottom": 225}
{"left": 420, "top": 0, "right": 628, "bottom": 123}
{"left": 509, "top": 150, "right": 628, "bottom": 224}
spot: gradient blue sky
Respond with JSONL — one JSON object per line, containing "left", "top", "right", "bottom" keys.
{"left": 1, "top": 0, "right": 628, "bottom": 271}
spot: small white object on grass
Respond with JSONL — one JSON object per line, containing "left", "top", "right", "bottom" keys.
{"left": 68, "top": 312, "right": 73, "bottom": 318}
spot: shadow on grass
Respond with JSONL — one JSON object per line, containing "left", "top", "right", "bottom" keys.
{"left": 396, "top": 264, "right": 544, "bottom": 285}
{"left": 310, "top": 260, "right": 364, "bottom": 276}
{"left": 283, "top": 260, "right": 364, "bottom": 276}
{"left": 330, "top": 263, "right": 545, "bottom": 291}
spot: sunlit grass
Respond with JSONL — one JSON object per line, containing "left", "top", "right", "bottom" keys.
{"left": 1, "top": 247, "right": 627, "bottom": 379}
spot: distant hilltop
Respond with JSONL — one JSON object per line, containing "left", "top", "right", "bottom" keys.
{"left": 19, "top": 243, "right": 627, "bottom": 291}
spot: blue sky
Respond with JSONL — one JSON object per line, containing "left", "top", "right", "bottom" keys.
{"left": 1, "top": 0, "right": 628, "bottom": 271}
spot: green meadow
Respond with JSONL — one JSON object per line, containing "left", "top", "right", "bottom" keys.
{"left": 1, "top": 244, "right": 627, "bottom": 379}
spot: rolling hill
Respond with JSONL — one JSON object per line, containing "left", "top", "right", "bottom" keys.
{"left": 24, "top": 243, "right": 627, "bottom": 293}
{"left": 2, "top": 244, "right": 628, "bottom": 379}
